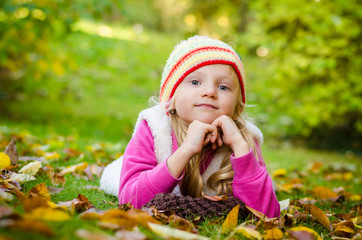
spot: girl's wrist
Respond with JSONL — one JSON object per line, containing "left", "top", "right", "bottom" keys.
{"left": 230, "top": 140, "right": 250, "bottom": 158}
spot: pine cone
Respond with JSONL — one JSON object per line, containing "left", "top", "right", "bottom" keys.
{"left": 143, "top": 193, "right": 250, "bottom": 220}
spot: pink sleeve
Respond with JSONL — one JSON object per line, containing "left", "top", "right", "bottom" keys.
{"left": 118, "top": 120, "right": 181, "bottom": 208}
{"left": 231, "top": 144, "right": 280, "bottom": 218}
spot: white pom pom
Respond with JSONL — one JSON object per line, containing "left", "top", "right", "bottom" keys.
{"left": 100, "top": 157, "right": 123, "bottom": 197}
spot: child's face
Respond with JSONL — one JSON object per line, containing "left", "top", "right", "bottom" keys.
{"left": 173, "top": 64, "right": 240, "bottom": 125}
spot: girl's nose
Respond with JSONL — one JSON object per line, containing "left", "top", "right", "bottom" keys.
{"left": 202, "top": 84, "right": 217, "bottom": 98}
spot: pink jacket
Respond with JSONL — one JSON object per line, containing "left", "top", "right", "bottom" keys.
{"left": 118, "top": 117, "right": 280, "bottom": 218}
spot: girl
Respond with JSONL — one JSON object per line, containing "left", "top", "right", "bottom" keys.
{"left": 100, "top": 35, "right": 280, "bottom": 218}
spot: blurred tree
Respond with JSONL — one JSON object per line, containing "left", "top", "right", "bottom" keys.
{"left": 0, "top": 0, "right": 122, "bottom": 114}
{"left": 242, "top": 0, "right": 362, "bottom": 148}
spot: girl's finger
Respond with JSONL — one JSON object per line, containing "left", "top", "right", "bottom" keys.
{"left": 204, "top": 133, "right": 212, "bottom": 145}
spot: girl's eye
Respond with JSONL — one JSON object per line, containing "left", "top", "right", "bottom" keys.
{"left": 219, "top": 85, "right": 229, "bottom": 91}
{"left": 190, "top": 80, "right": 200, "bottom": 85}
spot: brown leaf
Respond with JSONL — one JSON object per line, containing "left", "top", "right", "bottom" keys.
{"left": 4, "top": 138, "right": 18, "bottom": 165}
{"left": 79, "top": 208, "right": 103, "bottom": 220}
{"left": 287, "top": 226, "right": 322, "bottom": 240}
{"left": 76, "top": 228, "right": 116, "bottom": 240}
{"left": 12, "top": 218, "right": 54, "bottom": 237}
{"left": 306, "top": 204, "right": 333, "bottom": 231}
{"left": 47, "top": 186, "right": 64, "bottom": 195}
{"left": 58, "top": 194, "right": 94, "bottom": 213}
{"left": 168, "top": 214, "right": 198, "bottom": 234}
{"left": 221, "top": 204, "right": 239, "bottom": 233}
{"left": 22, "top": 193, "right": 52, "bottom": 212}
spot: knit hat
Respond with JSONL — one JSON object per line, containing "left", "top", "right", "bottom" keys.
{"left": 159, "top": 35, "right": 246, "bottom": 107}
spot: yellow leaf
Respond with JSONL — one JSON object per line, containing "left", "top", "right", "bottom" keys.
{"left": 288, "top": 226, "right": 322, "bottom": 240}
{"left": 306, "top": 204, "right": 333, "bottom": 231}
{"left": 311, "top": 186, "right": 338, "bottom": 200}
{"left": 19, "top": 161, "right": 42, "bottom": 176}
{"left": 0, "top": 152, "right": 11, "bottom": 170}
{"left": 221, "top": 204, "right": 239, "bottom": 233}
{"left": 350, "top": 194, "right": 361, "bottom": 202}
{"left": 235, "top": 225, "right": 262, "bottom": 240}
{"left": 263, "top": 228, "right": 284, "bottom": 240}
{"left": 25, "top": 207, "right": 71, "bottom": 221}
{"left": 272, "top": 169, "right": 287, "bottom": 178}
{"left": 333, "top": 225, "right": 356, "bottom": 238}
{"left": 60, "top": 162, "right": 88, "bottom": 175}
{"left": 45, "top": 152, "right": 61, "bottom": 160}
{"left": 148, "top": 222, "right": 210, "bottom": 240}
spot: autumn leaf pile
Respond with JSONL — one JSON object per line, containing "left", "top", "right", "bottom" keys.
{"left": 0, "top": 132, "right": 361, "bottom": 240}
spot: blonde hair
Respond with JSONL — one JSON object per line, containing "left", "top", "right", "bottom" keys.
{"left": 167, "top": 66, "right": 258, "bottom": 197}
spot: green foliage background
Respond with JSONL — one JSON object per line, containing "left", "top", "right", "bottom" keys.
{"left": 1, "top": 0, "right": 361, "bottom": 150}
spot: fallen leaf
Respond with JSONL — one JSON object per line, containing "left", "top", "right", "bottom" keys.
{"left": 12, "top": 218, "right": 54, "bottom": 237}
{"left": 263, "top": 227, "right": 284, "bottom": 240}
{"left": 58, "top": 194, "right": 94, "bottom": 213}
{"left": 7, "top": 172, "right": 35, "bottom": 182}
{"left": 311, "top": 186, "right": 339, "bottom": 200}
{"left": 287, "top": 226, "right": 323, "bottom": 240}
{"left": 79, "top": 208, "right": 103, "bottom": 220}
{"left": 0, "top": 191, "right": 14, "bottom": 201}
{"left": 306, "top": 204, "right": 333, "bottom": 231}
{"left": 0, "top": 152, "right": 11, "bottom": 170}
{"left": 115, "top": 229, "right": 147, "bottom": 240}
{"left": 148, "top": 222, "right": 210, "bottom": 240}
{"left": 221, "top": 204, "right": 239, "bottom": 233}
{"left": 60, "top": 162, "right": 88, "bottom": 175}
{"left": 19, "top": 161, "right": 42, "bottom": 176}
{"left": 168, "top": 214, "right": 198, "bottom": 233}
{"left": 279, "top": 199, "right": 290, "bottom": 212}
{"left": 22, "top": 193, "right": 57, "bottom": 212}
{"left": 4, "top": 138, "right": 18, "bottom": 164}
{"left": 28, "top": 182, "right": 51, "bottom": 201}
{"left": 25, "top": 207, "right": 71, "bottom": 221}
{"left": 234, "top": 225, "right": 262, "bottom": 240}
{"left": 76, "top": 228, "right": 117, "bottom": 240}
{"left": 333, "top": 225, "right": 356, "bottom": 238}
{"left": 272, "top": 168, "right": 287, "bottom": 178}
{"left": 44, "top": 151, "right": 61, "bottom": 160}
{"left": 308, "top": 162, "right": 323, "bottom": 174}
{"left": 203, "top": 195, "right": 229, "bottom": 201}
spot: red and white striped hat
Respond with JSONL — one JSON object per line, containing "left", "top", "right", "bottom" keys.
{"left": 159, "top": 35, "right": 246, "bottom": 108}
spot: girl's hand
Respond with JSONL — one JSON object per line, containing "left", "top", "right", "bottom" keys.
{"left": 182, "top": 120, "right": 218, "bottom": 156}
{"left": 212, "top": 115, "right": 250, "bottom": 157}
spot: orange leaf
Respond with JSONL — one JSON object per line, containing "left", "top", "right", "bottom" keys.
{"left": 221, "top": 204, "right": 239, "bottom": 233}
{"left": 311, "top": 186, "right": 338, "bottom": 200}
{"left": 28, "top": 182, "right": 51, "bottom": 201}
{"left": 306, "top": 204, "right": 333, "bottom": 231}
{"left": 263, "top": 228, "right": 284, "bottom": 240}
